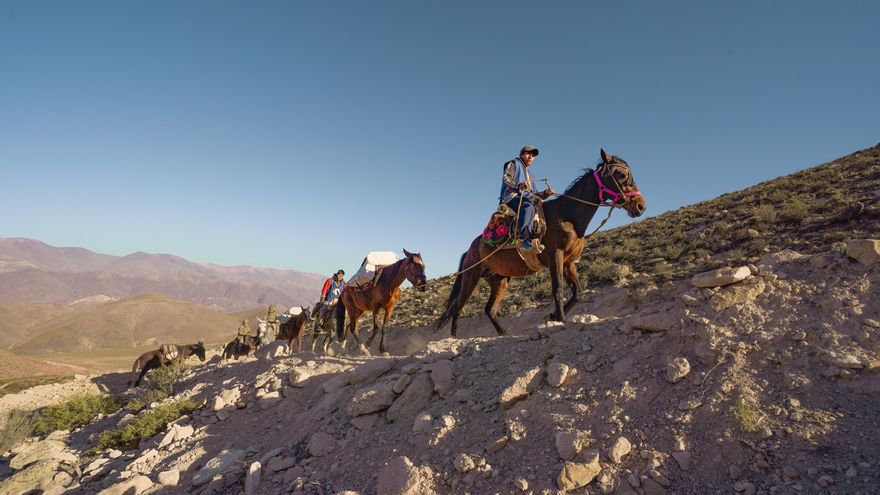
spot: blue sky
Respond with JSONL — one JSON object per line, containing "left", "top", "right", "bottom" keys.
{"left": 1, "top": 1, "right": 878, "bottom": 278}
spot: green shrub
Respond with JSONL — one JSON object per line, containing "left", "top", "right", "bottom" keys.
{"left": 753, "top": 204, "right": 777, "bottom": 225}
{"left": 0, "top": 409, "right": 38, "bottom": 454}
{"left": 732, "top": 396, "right": 761, "bottom": 433}
{"left": 778, "top": 197, "right": 809, "bottom": 224}
{"left": 95, "top": 399, "right": 197, "bottom": 450}
{"left": 33, "top": 393, "right": 120, "bottom": 436}
{"left": 133, "top": 358, "right": 189, "bottom": 407}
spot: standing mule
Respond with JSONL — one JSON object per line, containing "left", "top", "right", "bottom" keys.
{"left": 336, "top": 250, "right": 427, "bottom": 355}
{"left": 222, "top": 335, "right": 261, "bottom": 361}
{"left": 436, "top": 150, "right": 646, "bottom": 336}
{"left": 128, "top": 342, "right": 206, "bottom": 388}
{"left": 310, "top": 301, "right": 337, "bottom": 354}
{"left": 276, "top": 307, "right": 313, "bottom": 353}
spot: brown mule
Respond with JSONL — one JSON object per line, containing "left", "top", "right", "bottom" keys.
{"left": 436, "top": 149, "right": 646, "bottom": 336}
{"left": 335, "top": 250, "right": 427, "bottom": 355}
{"left": 128, "top": 342, "right": 206, "bottom": 388}
{"left": 276, "top": 308, "right": 313, "bottom": 353}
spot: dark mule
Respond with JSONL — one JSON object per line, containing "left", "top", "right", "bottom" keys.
{"left": 276, "top": 307, "right": 313, "bottom": 353}
{"left": 128, "top": 342, "right": 206, "bottom": 388}
{"left": 222, "top": 335, "right": 261, "bottom": 361}
{"left": 436, "top": 150, "right": 646, "bottom": 336}
{"left": 310, "top": 301, "right": 337, "bottom": 354}
{"left": 336, "top": 250, "right": 427, "bottom": 355}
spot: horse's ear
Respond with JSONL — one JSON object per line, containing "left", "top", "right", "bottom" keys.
{"left": 403, "top": 248, "right": 413, "bottom": 258}
{"left": 600, "top": 148, "right": 612, "bottom": 164}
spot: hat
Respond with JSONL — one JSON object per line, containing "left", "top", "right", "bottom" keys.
{"left": 520, "top": 145, "right": 539, "bottom": 156}
{"left": 336, "top": 269, "right": 345, "bottom": 275}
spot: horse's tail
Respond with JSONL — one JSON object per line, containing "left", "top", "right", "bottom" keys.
{"left": 436, "top": 251, "right": 467, "bottom": 330}
{"left": 335, "top": 298, "right": 346, "bottom": 341}
{"left": 127, "top": 357, "right": 141, "bottom": 388}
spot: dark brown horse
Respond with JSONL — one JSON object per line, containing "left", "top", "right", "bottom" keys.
{"left": 336, "top": 250, "right": 427, "bottom": 355}
{"left": 222, "top": 335, "right": 261, "bottom": 361}
{"left": 310, "top": 300, "right": 337, "bottom": 354}
{"left": 436, "top": 150, "right": 646, "bottom": 336}
{"left": 128, "top": 342, "right": 206, "bottom": 388}
{"left": 276, "top": 307, "right": 313, "bottom": 353}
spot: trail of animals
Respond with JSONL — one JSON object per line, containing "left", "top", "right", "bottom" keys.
{"left": 129, "top": 150, "right": 646, "bottom": 387}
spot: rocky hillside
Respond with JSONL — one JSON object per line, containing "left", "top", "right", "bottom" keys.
{"left": 393, "top": 144, "right": 880, "bottom": 328}
{"left": 1, "top": 241, "right": 878, "bottom": 494}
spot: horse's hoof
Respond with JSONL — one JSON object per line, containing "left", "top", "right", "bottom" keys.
{"left": 358, "top": 344, "right": 370, "bottom": 356}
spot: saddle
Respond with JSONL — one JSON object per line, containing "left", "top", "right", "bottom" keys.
{"left": 160, "top": 344, "right": 179, "bottom": 361}
{"left": 481, "top": 203, "right": 546, "bottom": 272}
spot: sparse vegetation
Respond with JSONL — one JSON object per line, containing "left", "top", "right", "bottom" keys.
{"left": 732, "top": 396, "right": 761, "bottom": 433}
{"left": 0, "top": 375, "right": 73, "bottom": 399}
{"left": 130, "top": 358, "right": 189, "bottom": 408}
{"left": 95, "top": 398, "right": 198, "bottom": 450}
{"left": 0, "top": 409, "right": 38, "bottom": 454}
{"left": 33, "top": 392, "right": 120, "bottom": 436}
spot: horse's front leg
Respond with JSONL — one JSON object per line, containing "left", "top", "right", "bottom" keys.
{"left": 378, "top": 306, "right": 395, "bottom": 354}
{"left": 547, "top": 248, "right": 566, "bottom": 322}
{"left": 366, "top": 311, "right": 380, "bottom": 347}
{"left": 562, "top": 260, "right": 582, "bottom": 314}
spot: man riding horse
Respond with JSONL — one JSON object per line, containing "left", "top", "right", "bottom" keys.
{"left": 500, "top": 145, "right": 555, "bottom": 253}
{"left": 317, "top": 270, "right": 345, "bottom": 322}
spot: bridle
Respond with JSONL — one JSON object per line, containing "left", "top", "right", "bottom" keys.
{"left": 594, "top": 161, "right": 642, "bottom": 208}
{"left": 403, "top": 256, "right": 427, "bottom": 290}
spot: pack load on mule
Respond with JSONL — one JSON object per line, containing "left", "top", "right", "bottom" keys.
{"left": 336, "top": 249, "right": 427, "bottom": 355}
{"left": 278, "top": 306, "right": 304, "bottom": 324}
{"left": 129, "top": 342, "right": 206, "bottom": 388}
{"left": 347, "top": 251, "right": 400, "bottom": 287}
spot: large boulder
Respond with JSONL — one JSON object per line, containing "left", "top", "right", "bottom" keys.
{"left": 557, "top": 452, "right": 602, "bottom": 491}
{"left": 691, "top": 266, "right": 751, "bottom": 288}
{"left": 348, "top": 382, "right": 398, "bottom": 416}
{"left": 0, "top": 459, "right": 60, "bottom": 494}
{"left": 387, "top": 373, "right": 434, "bottom": 423}
{"left": 846, "top": 239, "right": 880, "bottom": 266}
{"left": 192, "top": 449, "right": 246, "bottom": 486}
{"left": 499, "top": 367, "right": 544, "bottom": 409}
{"left": 9, "top": 439, "right": 66, "bottom": 470}
{"left": 377, "top": 456, "right": 421, "bottom": 495}
{"left": 350, "top": 358, "right": 395, "bottom": 385}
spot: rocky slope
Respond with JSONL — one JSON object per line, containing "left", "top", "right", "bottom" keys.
{"left": 1, "top": 242, "right": 878, "bottom": 495}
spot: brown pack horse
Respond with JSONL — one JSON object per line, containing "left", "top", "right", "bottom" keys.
{"left": 436, "top": 150, "right": 646, "bottom": 336}
{"left": 276, "top": 307, "right": 313, "bottom": 353}
{"left": 128, "top": 342, "right": 206, "bottom": 388}
{"left": 336, "top": 250, "right": 427, "bottom": 355}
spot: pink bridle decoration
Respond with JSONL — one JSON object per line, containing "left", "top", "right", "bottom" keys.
{"left": 594, "top": 169, "right": 642, "bottom": 206}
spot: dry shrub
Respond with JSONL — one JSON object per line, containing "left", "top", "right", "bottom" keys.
{"left": 0, "top": 410, "right": 38, "bottom": 454}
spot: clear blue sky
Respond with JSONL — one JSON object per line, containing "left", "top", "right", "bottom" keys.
{"left": 1, "top": 1, "right": 878, "bottom": 278}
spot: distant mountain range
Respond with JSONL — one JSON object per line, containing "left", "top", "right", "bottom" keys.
{"left": 0, "top": 238, "right": 325, "bottom": 311}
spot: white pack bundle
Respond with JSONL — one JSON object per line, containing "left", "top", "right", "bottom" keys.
{"left": 347, "top": 251, "right": 400, "bottom": 287}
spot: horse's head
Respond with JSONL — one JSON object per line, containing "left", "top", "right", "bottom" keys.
{"left": 301, "top": 306, "right": 313, "bottom": 322}
{"left": 597, "top": 149, "right": 646, "bottom": 218}
{"left": 194, "top": 341, "right": 206, "bottom": 361}
{"left": 403, "top": 249, "right": 427, "bottom": 292}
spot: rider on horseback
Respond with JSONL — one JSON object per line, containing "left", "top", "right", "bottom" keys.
{"left": 318, "top": 270, "right": 346, "bottom": 322}
{"left": 236, "top": 319, "right": 250, "bottom": 344}
{"left": 499, "top": 145, "right": 555, "bottom": 252}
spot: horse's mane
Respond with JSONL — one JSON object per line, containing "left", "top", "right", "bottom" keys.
{"left": 562, "top": 155, "right": 627, "bottom": 195}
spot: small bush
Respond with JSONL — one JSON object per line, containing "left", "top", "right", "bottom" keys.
{"left": 778, "top": 197, "right": 809, "bottom": 224}
{"left": 732, "top": 396, "right": 761, "bottom": 433}
{"left": 33, "top": 393, "right": 120, "bottom": 436}
{"left": 135, "top": 358, "right": 189, "bottom": 406}
{"left": 753, "top": 204, "right": 777, "bottom": 225}
{"left": 0, "top": 409, "right": 38, "bottom": 454}
{"left": 95, "top": 398, "right": 198, "bottom": 450}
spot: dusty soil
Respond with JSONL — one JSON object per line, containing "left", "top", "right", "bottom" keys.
{"left": 1, "top": 245, "right": 877, "bottom": 495}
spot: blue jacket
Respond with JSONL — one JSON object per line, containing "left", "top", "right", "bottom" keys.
{"left": 498, "top": 157, "right": 534, "bottom": 204}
